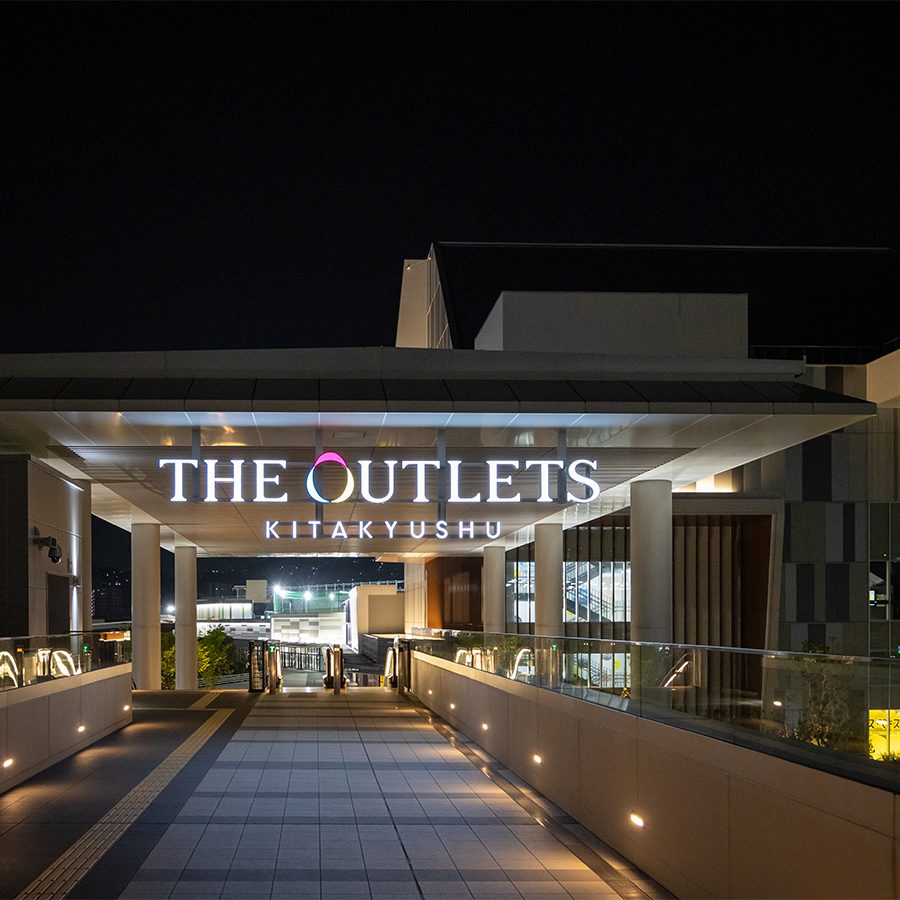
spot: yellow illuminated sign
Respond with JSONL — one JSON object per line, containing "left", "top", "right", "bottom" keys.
{"left": 868, "top": 709, "right": 900, "bottom": 759}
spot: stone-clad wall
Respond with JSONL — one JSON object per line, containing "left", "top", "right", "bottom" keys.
{"left": 0, "top": 664, "right": 132, "bottom": 793}
{"left": 413, "top": 652, "right": 900, "bottom": 899}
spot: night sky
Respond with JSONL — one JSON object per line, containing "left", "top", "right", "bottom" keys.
{"left": 5, "top": 4, "right": 898, "bottom": 586}
{"left": 3, "top": 4, "right": 897, "bottom": 355}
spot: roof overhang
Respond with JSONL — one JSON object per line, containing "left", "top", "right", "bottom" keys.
{"left": 0, "top": 348, "right": 875, "bottom": 557}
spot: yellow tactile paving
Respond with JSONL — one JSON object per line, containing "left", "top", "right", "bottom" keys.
{"left": 187, "top": 691, "right": 218, "bottom": 710}
{"left": 15, "top": 708, "right": 232, "bottom": 900}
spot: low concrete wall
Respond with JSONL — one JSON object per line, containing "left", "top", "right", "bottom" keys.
{"left": 0, "top": 664, "right": 132, "bottom": 793}
{"left": 413, "top": 652, "right": 900, "bottom": 899}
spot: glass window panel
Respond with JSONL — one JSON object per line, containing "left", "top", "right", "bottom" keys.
{"left": 601, "top": 561, "right": 613, "bottom": 621}
{"left": 600, "top": 652, "right": 614, "bottom": 688}
{"left": 613, "top": 524, "right": 626, "bottom": 561}
{"left": 576, "top": 560, "right": 590, "bottom": 623}
{"left": 614, "top": 561, "right": 626, "bottom": 622}
{"left": 892, "top": 561, "right": 900, "bottom": 621}
{"left": 892, "top": 503, "right": 900, "bottom": 561}
{"left": 871, "top": 503, "right": 890, "bottom": 560}
{"left": 564, "top": 559, "right": 578, "bottom": 622}
{"left": 624, "top": 561, "right": 631, "bottom": 623}
{"left": 505, "top": 553, "right": 517, "bottom": 628}
{"left": 870, "top": 561, "right": 888, "bottom": 620}
{"left": 590, "top": 525, "right": 603, "bottom": 561}
{"left": 588, "top": 561, "right": 601, "bottom": 621}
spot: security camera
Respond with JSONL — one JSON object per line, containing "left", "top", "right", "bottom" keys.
{"left": 47, "top": 540, "right": 62, "bottom": 565}
{"left": 32, "top": 529, "right": 63, "bottom": 564}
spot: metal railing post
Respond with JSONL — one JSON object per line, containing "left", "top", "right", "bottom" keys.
{"left": 333, "top": 645, "right": 343, "bottom": 695}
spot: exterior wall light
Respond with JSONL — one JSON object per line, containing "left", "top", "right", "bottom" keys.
{"left": 449, "top": 703, "right": 456, "bottom": 710}
{"left": 123, "top": 704, "right": 131, "bottom": 711}
{"left": 427, "top": 689, "right": 433, "bottom": 695}
{"left": 773, "top": 700, "right": 783, "bottom": 707}
{"left": 481, "top": 723, "right": 489, "bottom": 731}
{"left": 533, "top": 754, "right": 542, "bottom": 764}
{"left": 2, "top": 758, "right": 13, "bottom": 769}
{"left": 77, "top": 725, "right": 86, "bottom": 733}
{"left": 629, "top": 813, "right": 644, "bottom": 828}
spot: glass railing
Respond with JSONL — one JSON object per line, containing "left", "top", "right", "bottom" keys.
{"left": 0, "top": 629, "right": 132, "bottom": 692}
{"left": 411, "top": 630, "right": 900, "bottom": 793}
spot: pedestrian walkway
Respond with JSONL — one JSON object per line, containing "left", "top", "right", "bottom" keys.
{"left": 0, "top": 687, "right": 669, "bottom": 899}
{"left": 118, "top": 688, "right": 666, "bottom": 899}
{"left": 0, "top": 690, "right": 254, "bottom": 900}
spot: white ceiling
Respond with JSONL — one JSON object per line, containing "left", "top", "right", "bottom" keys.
{"left": 0, "top": 406, "right": 870, "bottom": 557}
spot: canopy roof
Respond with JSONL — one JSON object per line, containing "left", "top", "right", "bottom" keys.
{"left": 0, "top": 347, "right": 874, "bottom": 557}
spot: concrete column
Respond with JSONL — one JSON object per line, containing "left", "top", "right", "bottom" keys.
{"left": 481, "top": 546, "right": 507, "bottom": 634}
{"left": 630, "top": 480, "right": 673, "bottom": 643}
{"left": 131, "top": 523, "right": 161, "bottom": 689}
{"left": 175, "top": 546, "right": 198, "bottom": 690}
{"left": 76, "top": 480, "right": 92, "bottom": 633}
{"left": 534, "top": 524, "right": 563, "bottom": 637}
{"left": 402, "top": 562, "right": 427, "bottom": 634}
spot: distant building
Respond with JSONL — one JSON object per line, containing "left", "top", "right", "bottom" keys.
{"left": 91, "top": 567, "right": 131, "bottom": 623}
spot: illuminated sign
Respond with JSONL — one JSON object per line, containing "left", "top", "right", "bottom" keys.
{"left": 158, "top": 454, "right": 601, "bottom": 505}
{"left": 869, "top": 709, "right": 900, "bottom": 760}
{"left": 263, "top": 519, "right": 501, "bottom": 540}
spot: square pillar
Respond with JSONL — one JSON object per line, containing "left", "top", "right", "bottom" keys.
{"left": 481, "top": 546, "right": 506, "bottom": 634}
{"left": 403, "top": 562, "right": 426, "bottom": 634}
{"left": 75, "top": 480, "right": 92, "bottom": 634}
{"left": 131, "top": 523, "right": 161, "bottom": 689}
{"left": 175, "top": 546, "right": 198, "bottom": 690}
{"left": 630, "top": 480, "right": 673, "bottom": 643}
{"left": 534, "top": 523, "right": 563, "bottom": 637}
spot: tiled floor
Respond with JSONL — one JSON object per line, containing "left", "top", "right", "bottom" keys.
{"left": 119, "top": 689, "right": 649, "bottom": 900}
{"left": 0, "top": 697, "right": 237, "bottom": 899}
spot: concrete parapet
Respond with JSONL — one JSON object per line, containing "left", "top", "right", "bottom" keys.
{"left": 413, "top": 651, "right": 899, "bottom": 899}
{"left": 0, "top": 664, "right": 132, "bottom": 794}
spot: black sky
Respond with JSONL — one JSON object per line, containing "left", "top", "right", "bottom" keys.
{"left": 2, "top": 3, "right": 897, "bottom": 355}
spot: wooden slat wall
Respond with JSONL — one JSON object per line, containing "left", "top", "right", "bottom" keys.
{"left": 673, "top": 516, "right": 742, "bottom": 647}
{"left": 673, "top": 516, "right": 740, "bottom": 717}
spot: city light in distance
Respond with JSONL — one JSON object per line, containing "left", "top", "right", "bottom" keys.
{"left": 166, "top": 605, "right": 175, "bottom": 613}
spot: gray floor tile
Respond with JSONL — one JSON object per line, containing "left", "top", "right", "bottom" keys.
{"left": 110, "top": 690, "right": 654, "bottom": 900}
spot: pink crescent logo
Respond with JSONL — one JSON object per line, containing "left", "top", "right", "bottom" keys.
{"left": 305, "top": 451, "right": 355, "bottom": 503}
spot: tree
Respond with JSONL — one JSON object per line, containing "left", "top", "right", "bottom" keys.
{"left": 159, "top": 625, "right": 241, "bottom": 689}
{"left": 198, "top": 626, "right": 237, "bottom": 688}
{"left": 160, "top": 632, "right": 176, "bottom": 689}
